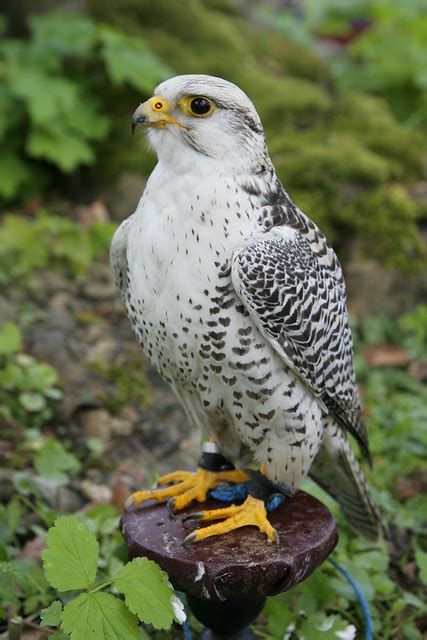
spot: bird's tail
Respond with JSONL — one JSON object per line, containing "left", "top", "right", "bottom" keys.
{"left": 310, "top": 423, "right": 384, "bottom": 540}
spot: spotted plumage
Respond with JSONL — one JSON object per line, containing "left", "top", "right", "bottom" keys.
{"left": 111, "top": 74, "right": 382, "bottom": 540}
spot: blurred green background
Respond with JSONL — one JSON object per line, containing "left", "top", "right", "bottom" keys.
{"left": 0, "top": 1, "right": 426, "bottom": 639}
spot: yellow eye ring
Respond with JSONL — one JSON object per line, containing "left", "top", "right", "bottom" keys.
{"left": 179, "top": 96, "right": 216, "bottom": 118}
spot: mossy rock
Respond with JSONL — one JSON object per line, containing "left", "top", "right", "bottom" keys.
{"left": 87, "top": 0, "right": 426, "bottom": 272}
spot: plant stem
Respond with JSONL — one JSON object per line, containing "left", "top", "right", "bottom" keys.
{"left": 89, "top": 578, "right": 113, "bottom": 594}
{"left": 8, "top": 616, "right": 22, "bottom": 640}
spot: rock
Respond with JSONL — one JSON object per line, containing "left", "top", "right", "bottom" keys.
{"left": 0, "top": 294, "right": 18, "bottom": 324}
{"left": 83, "top": 263, "right": 116, "bottom": 300}
{"left": 111, "top": 407, "right": 138, "bottom": 437}
{"left": 30, "top": 475, "right": 85, "bottom": 512}
{"left": 80, "top": 479, "right": 112, "bottom": 504}
{"left": 110, "top": 476, "right": 132, "bottom": 510}
{"left": 19, "top": 537, "right": 46, "bottom": 562}
{"left": 345, "top": 253, "right": 427, "bottom": 318}
{"left": 73, "top": 200, "right": 110, "bottom": 226}
{"left": 106, "top": 173, "right": 145, "bottom": 222}
{"left": 77, "top": 407, "right": 114, "bottom": 446}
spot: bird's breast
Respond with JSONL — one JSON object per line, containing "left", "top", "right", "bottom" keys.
{"left": 125, "top": 169, "right": 256, "bottom": 380}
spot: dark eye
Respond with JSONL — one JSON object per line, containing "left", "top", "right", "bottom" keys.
{"left": 190, "top": 97, "right": 212, "bottom": 115}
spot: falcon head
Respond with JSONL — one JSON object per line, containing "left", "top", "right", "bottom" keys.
{"left": 131, "top": 74, "right": 267, "bottom": 172}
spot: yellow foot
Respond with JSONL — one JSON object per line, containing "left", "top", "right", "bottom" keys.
{"left": 125, "top": 467, "right": 248, "bottom": 511}
{"left": 183, "top": 495, "right": 279, "bottom": 544}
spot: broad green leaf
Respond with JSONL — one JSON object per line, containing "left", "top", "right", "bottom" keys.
{"left": 61, "top": 592, "right": 139, "bottom": 640}
{"left": 99, "top": 27, "right": 171, "bottom": 93}
{"left": 0, "top": 150, "right": 31, "bottom": 199}
{"left": 40, "top": 600, "right": 63, "bottom": 627}
{"left": 42, "top": 515, "right": 99, "bottom": 591}
{"left": 27, "top": 126, "right": 94, "bottom": 172}
{"left": 35, "top": 438, "right": 80, "bottom": 485}
{"left": 0, "top": 322, "right": 22, "bottom": 356}
{"left": 113, "top": 557, "right": 175, "bottom": 630}
{"left": 30, "top": 10, "right": 97, "bottom": 58}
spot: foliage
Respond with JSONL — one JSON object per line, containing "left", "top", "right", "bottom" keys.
{"left": 40, "top": 515, "right": 179, "bottom": 638}
{"left": 88, "top": 358, "right": 152, "bottom": 415}
{"left": 0, "top": 210, "right": 116, "bottom": 286}
{"left": 1, "top": 302, "right": 426, "bottom": 638}
{"left": 258, "top": 306, "right": 427, "bottom": 639}
{"left": 88, "top": 0, "right": 427, "bottom": 272}
{"left": 0, "top": 323, "right": 62, "bottom": 427}
{"left": 261, "top": 0, "right": 427, "bottom": 127}
{"left": 0, "top": 9, "right": 171, "bottom": 201}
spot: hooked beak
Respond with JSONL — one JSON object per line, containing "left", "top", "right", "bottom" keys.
{"left": 131, "top": 96, "right": 188, "bottom": 134}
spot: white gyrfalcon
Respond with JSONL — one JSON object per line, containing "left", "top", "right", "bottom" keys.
{"left": 110, "top": 74, "right": 382, "bottom": 543}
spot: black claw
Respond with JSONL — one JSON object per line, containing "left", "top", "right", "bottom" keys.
{"left": 182, "top": 531, "right": 197, "bottom": 546}
{"left": 166, "top": 498, "right": 177, "bottom": 517}
{"left": 182, "top": 511, "right": 203, "bottom": 523}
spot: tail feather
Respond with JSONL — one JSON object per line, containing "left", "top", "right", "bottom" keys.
{"left": 310, "top": 422, "right": 383, "bottom": 540}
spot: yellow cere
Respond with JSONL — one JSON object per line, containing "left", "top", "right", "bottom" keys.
{"left": 149, "top": 96, "right": 169, "bottom": 112}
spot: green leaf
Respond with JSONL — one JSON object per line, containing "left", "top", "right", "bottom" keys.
{"left": 415, "top": 548, "right": 427, "bottom": 585}
{"left": 40, "top": 600, "right": 63, "bottom": 627}
{"left": 35, "top": 438, "right": 80, "bottom": 485}
{"left": 30, "top": 10, "right": 97, "bottom": 58}
{"left": 0, "top": 322, "right": 22, "bottom": 355}
{"left": 7, "top": 495, "right": 22, "bottom": 538}
{"left": 19, "top": 391, "right": 47, "bottom": 412}
{"left": 61, "top": 592, "right": 139, "bottom": 640}
{"left": 113, "top": 557, "right": 175, "bottom": 630}
{"left": 27, "top": 126, "right": 94, "bottom": 172}
{"left": 42, "top": 515, "right": 99, "bottom": 591}
{"left": 99, "top": 27, "right": 172, "bottom": 93}
{"left": 0, "top": 150, "right": 31, "bottom": 199}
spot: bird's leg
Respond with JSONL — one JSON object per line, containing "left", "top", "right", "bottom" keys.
{"left": 125, "top": 441, "right": 248, "bottom": 511}
{"left": 183, "top": 468, "right": 291, "bottom": 544}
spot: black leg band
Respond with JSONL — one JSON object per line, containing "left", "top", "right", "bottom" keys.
{"left": 198, "top": 451, "right": 236, "bottom": 472}
{"left": 246, "top": 469, "right": 292, "bottom": 503}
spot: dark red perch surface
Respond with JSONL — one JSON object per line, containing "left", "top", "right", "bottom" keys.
{"left": 121, "top": 491, "right": 338, "bottom": 602}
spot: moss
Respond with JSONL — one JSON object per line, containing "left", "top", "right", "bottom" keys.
{"left": 87, "top": 0, "right": 426, "bottom": 272}
{"left": 88, "top": 358, "right": 152, "bottom": 415}
{"left": 344, "top": 185, "right": 426, "bottom": 273}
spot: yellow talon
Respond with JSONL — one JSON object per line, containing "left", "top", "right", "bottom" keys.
{"left": 125, "top": 467, "right": 248, "bottom": 511}
{"left": 183, "top": 495, "right": 279, "bottom": 544}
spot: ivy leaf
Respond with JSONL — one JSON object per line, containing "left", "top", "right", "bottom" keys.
{"left": 113, "top": 557, "right": 175, "bottom": 630}
{"left": 35, "top": 439, "right": 80, "bottom": 485}
{"left": 42, "top": 515, "right": 99, "bottom": 591}
{"left": 61, "top": 592, "right": 139, "bottom": 640}
{"left": 40, "top": 600, "right": 63, "bottom": 627}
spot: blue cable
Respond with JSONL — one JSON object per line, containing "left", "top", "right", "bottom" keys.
{"left": 328, "top": 558, "right": 373, "bottom": 640}
{"left": 182, "top": 617, "right": 193, "bottom": 640}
